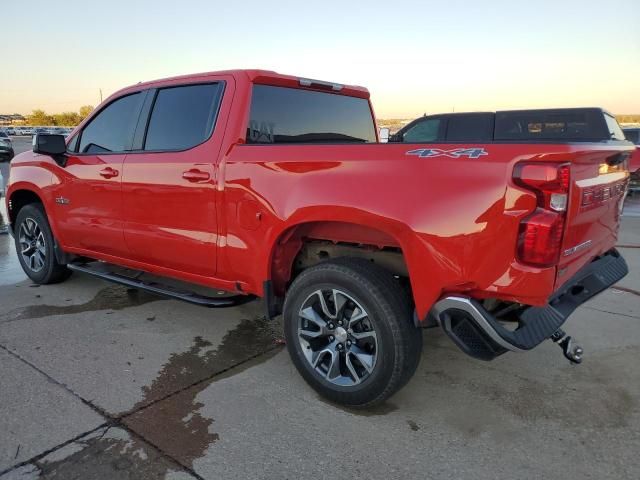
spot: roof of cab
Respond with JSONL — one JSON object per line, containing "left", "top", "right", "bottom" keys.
{"left": 116, "top": 69, "right": 370, "bottom": 100}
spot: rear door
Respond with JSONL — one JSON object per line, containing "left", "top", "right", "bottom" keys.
{"left": 57, "top": 92, "right": 144, "bottom": 257}
{"left": 121, "top": 81, "right": 226, "bottom": 277}
{"left": 444, "top": 113, "right": 494, "bottom": 141}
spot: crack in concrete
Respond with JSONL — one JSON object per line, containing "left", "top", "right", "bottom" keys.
{"left": 611, "top": 286, "right": 640, "bottom": 297}
{"left": 121, "top": 317, "right": 284, "bottom": 469}
{"left": 584, "top": 305, "right": 640, "bottom": 320}
{"left": 0, "top": 424, "right": 110, "bottom": 477}
{"left": 0, "top": 315, "right": 283, "bottom": 478}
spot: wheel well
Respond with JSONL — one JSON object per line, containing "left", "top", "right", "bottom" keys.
{"left": 8, "top": 190, "right": 43, "bottom": 229}
{"left": 270, "top": 221, "right": 409, "bottom": 298}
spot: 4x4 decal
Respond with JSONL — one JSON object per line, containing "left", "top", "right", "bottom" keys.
{"left": 406, "top": 148, "right": 488, "bottom": 159}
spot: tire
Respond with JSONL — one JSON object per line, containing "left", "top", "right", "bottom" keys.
{"left": 283, "top": 258, "right": 423, "bottom": 407}
{"left": 14, "top": 203, "right": 71, "bottom": 284}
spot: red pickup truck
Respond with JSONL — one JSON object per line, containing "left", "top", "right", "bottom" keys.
{"left": 5, "top": 70, "right": 632, "bottom": 407}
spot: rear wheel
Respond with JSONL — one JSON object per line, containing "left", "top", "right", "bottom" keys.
{"left": 284, "top": 258, "right": 422, "bottom": 407}
{"left": 14, "top": 204, "right": 71, "bottom": 284}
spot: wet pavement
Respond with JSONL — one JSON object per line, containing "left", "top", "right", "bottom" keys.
{"left": 0, "top": 198, "right": 639, "bottom": 478}
{"left": 0, "top": 136, "right": 29, "bottom": 279}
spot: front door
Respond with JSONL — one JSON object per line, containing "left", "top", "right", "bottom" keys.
{"left": 55, "top": 92, "right": 145, "bottom": 258}
{"left": 121, "top": 82, "right": 225, "bottom": 277}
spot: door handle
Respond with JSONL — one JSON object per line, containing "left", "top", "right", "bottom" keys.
{"left": 182, "top": 169, "right": 210, "bottom": 182}
{"left": 99, "top": 167, "right": 119, "bottom": 179}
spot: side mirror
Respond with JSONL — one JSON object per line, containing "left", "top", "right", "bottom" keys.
{"left": 379, "top": 127, "right": 390, "bottom": 143}
{"left": 33, "top": 134, "right": 66, "bottom": 156}
{"left": 33, "top": 134, "right": 67, "bottom": 166}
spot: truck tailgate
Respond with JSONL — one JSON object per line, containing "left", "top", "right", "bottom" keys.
{"left": 557, "top": 148, "right": 629, "bottom": 288}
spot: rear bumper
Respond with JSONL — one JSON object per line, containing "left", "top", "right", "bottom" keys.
{"left": 431, "top": 249, "right": 628, "bottom": 360}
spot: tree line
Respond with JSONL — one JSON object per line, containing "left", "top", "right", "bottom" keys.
{"left": 616, "top": 114, "right": 640, "bottom": 124}
{"left": 20, "top": 109, "right": 640, "bottom": 128}
{"left": 25, "top": 106, "right": 95, "bottom": 126}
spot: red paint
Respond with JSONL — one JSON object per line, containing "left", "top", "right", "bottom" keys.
{"left": 629, "top": 146, "right": 640, "bottom": 174}
{"left": 5, "top": 70, "right": 633, "bottom": 321}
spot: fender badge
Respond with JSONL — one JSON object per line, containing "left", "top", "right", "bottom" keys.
{"left": 55, "top": 197, "right": 70, "bottom": 205}
{"left": 406, "top": 148, "right": 488, "bottom": 159}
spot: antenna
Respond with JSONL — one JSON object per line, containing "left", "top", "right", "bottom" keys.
{"left": 99, "top": 89, "right": 103, "bottom": 103}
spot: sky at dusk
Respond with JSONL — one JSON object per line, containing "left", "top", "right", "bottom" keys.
{"left": 2, "top": 0, "right": 639, "bottom": 118}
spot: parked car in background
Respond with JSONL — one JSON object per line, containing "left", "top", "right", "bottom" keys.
{"left": 623, "top": 127, "right": 640, "bottom": 143}
{"left": 52, "top": 128, "right": 71, "bottom": 137}
{"left": 622, "top": 127, "right": 640, "bottom": 192}
{"left": 0, "top": 132, "right": 14, "bottom": 161}
{"left": 389, "top": 109, "right": 626, "bottom": 143}
{"left": 5, "top": 127, "right": 16, "bottom": 136}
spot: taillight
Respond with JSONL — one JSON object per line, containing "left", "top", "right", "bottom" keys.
{"left": 513, "top": 162, "right": 570, "bottom": 267}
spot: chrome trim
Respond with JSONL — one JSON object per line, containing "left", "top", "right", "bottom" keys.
{"left": 431, "top": 296, "right": 523, "bottom": 352}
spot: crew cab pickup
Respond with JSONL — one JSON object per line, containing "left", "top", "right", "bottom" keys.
{"left": 5, "top": 70, "right": 632, "bottom": 407}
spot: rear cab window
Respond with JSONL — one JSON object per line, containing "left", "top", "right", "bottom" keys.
{"left": 494, "top": 109, "right": 611, "bottom": 141}
{"left": 246, "top": 85, "right": 376, "bottom": 144}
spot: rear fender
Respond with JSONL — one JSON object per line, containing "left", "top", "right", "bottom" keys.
{"left": 264, "top": 209, "right": 447, "bottom": 319}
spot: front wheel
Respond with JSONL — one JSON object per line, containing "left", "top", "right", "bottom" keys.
{"left": 283, "top": 258, "right": 422, "bottom": 407}
{"left": 14, "top": 203, "right": 71, "bottom": 284}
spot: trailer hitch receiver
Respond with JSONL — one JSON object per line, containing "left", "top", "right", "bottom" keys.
{"left": 549, "top": 328, "right": 583, "bottom": 364}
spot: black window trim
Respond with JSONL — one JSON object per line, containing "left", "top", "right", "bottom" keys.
{"left": 128, "top": 80, "right": 226, "bottom": 155}
{"left": 71, "top": 90, "right": 147, "bottom": 156}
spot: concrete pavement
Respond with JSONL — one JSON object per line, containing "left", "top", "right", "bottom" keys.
{"left": 0, "top": 209, "right": 638, "bottom": 478}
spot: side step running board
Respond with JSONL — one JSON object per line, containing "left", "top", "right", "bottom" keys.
{"left": 67, "top": 262, "right": 255, "bottom": 308}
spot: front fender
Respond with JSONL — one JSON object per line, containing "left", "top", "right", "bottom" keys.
{"left": 6, "top": 157, "right": 58, "bottom": 237}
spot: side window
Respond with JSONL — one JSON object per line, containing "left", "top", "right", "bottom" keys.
{"left": 66, "top": 134, "right": 79, "bottom": 153}
{"left": 78, "top": 93, "right": 143, "bottom": 154}
{"left": 402, "top": 119, "right": 441, "bottom": 142}
{"left": 624, "top": 130, "right": 640, "bottom": 144}
{"left": 446, "top": 115, "right": 494, "bottom": 141}
{"left": 144, "top": 83, "right": 223, "bottom": 151}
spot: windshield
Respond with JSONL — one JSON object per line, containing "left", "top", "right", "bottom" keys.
{"left": 604, "top": 114, "right": 626, "bottom": 141}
